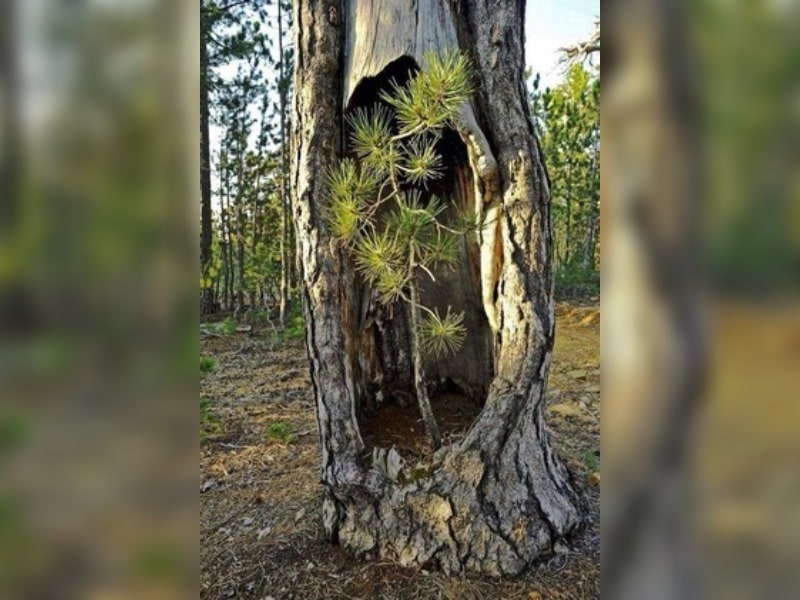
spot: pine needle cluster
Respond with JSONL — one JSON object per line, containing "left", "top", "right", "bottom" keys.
{"left": 325, "top": 51, "right": 474, "bottom": 359}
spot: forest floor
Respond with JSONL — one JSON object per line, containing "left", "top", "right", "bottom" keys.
{"left": 200, "top": 301, "right": 600, "bottom": 599}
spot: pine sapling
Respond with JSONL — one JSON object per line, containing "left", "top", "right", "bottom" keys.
{"left": 325, "top": 51, "right": 476, "bottom": 450}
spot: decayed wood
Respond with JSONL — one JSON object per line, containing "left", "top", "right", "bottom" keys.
{"left": 292, "top": 0, "right": 584, "bottom": 576}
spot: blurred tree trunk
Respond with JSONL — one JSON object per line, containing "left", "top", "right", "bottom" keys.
{"left": 292, "top": 0, "right": 583, "bottom": 575}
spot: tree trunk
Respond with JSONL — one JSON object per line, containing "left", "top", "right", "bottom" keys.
{"left": 408, "top": 248, "right": 442, "bottom": 450}
{"left": 221, "top": 160, "right": 234, "bottom": 312}
{"left": 603, "top": 1, "right": 703, "bottom": 597}
{"left": 278, "top": 0, "right": 291, "bottom": 326}
{"left": 292, "top": 0, "right": 583, "bottom": 576}
{"left": 200, "top": 2, "right": 214, "bottom": 314}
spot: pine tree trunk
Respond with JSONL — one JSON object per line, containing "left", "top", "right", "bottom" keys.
{"left": 292, "top": 0, "right": 583, "bottom": 576}
{"left": 221, "top": 164, "right": 234, "bottom": 312}
{"left": 200, "top": 2, "right": 214, "bottom": 314}
{"left": 278, "top": 0, "right": 291, "bottom": 326}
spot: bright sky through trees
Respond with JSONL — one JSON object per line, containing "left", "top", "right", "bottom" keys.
{"left": 525, "top": 0, "right": 599, "bottom": 88}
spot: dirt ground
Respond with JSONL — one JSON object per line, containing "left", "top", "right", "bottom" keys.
{"left": 200, "top": 302, "right": 600, "bottom": 599}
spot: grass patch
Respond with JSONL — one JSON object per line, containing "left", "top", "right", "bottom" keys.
{"left": 265, "top": 421, "right": 294, "bottom": 444}
{"left": 200, "top": 356, "right": 216, "bottom": 376}
{"left": 583, "top": 449, "right": 598, "bottom": 472}
{"left": 201, "top": 396, "right": 222, "bottom": 442}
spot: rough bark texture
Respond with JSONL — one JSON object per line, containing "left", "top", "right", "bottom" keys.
{"left": 292, "top": 0, "right": 583, "bottom": 576}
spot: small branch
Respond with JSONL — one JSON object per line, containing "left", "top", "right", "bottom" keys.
{"left": 418, "top": 262, "right": 436, "bottom": 282}
{"left": 558, "top": 24, "right": 600, "bottom": 68}
{"left": 390, "top": 125, "right": 425, "bottom": 143}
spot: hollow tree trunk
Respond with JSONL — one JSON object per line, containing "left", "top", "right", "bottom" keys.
{"left": 292, "top": 0, "right": 583, "bottom": 576}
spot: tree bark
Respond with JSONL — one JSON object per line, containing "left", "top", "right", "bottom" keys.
{"left": 200, "top": 0, "right": 215, "bottom": 314}
{"left": 292, "top": 0, "right": 583, "bottom": 576}
{"left": 278, "top": 0, "right": 291, "bottom": 326}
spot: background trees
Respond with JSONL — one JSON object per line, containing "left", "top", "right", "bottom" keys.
{"left": 199, "top": 2, "right": 600, "bottom": 317}
{"left": 530, "top": 64, "right": 600, "bottom": 298}
{"left": 200, "top": 0, "right": 294, "bottom": 319}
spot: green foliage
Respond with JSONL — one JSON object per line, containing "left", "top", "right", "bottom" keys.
{"left": 220, "top": 317, "right": 238, "bottom": 335}
{"left": 326, "top": 52, "right": 474, "bottom": 358}
{"left": 203, "top": 0, "right": 296, "bottom": 313}
{"left": 265, "top": 421, "right": 294, "bottom": 444}
{"left": 324, "top": 159, "right": 378, "bottom": 242}
{"left": 401, "top": 138, "right": 444, "bottom": 185}
{"left": 555, "top": 263, "right": 600, "bottom": 299}
{"left": 419, "top": 308, "right": 466, "bottom": 358}
{"left": 381, "top": 50, "right": 473, "bottom": 134}
{"left": 200, "top": 355, "right": 217, "bottom": 376}
{"left": 348, "top": 106, "right": 397, "bottom": 174}
{"left": 530, "top": 64, "right": 600, "bottom": 298}
{"left": 283, "top": 308, "right": 305, "bottom": 340}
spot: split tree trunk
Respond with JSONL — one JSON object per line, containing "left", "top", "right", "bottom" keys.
{"left": 292, "top": 0, "right": 583, "bottom": 576}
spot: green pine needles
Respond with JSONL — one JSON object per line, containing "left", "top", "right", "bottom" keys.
{"left": 324, "top": 50, "right": 475, "bottom": 449}
{"left": 325, "top": 50, "right": 474, "bottom": 360}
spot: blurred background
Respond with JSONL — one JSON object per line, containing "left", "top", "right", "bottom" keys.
{"left": 0, "top": 0, "right": 198, "bottom": 597}
{"left": 0, "top": 0, "right": 798, "bottom": 597}
{"left": 603, "top": 0, "right": 800, "bottom": 598}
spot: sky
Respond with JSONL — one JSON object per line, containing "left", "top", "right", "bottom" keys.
{"left": 525, "top": 0, "right": 599, "bottom": 88}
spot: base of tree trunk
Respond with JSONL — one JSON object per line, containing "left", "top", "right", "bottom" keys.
{"left": 322, "top": 386, "right": 584, "bottom": 576}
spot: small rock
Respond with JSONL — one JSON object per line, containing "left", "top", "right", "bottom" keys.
{"left": 568, "top": 369, "right": 587, "bottom": 380}
{"left": 386, "top": 447, "right": 406, "bottom": 481}
{"left": 200, "top": 479, "right": 216, "bottom": 493}
{"left": 528, "top": 592, "right": 543, "bottom": 600}
{"left": 588, "top": 472, "right": 600, "bottom": 486}
{"left": 585, "top": 384, "right": 600, "bottom": 394}
{"left": 306, "top": 561, "right": 315, "bottom": 570}
{"left": 242, "top": 516, "right": 254, "bottom": 527}
{"left": 257, "top": 526, "right": 272, "bottom": 540}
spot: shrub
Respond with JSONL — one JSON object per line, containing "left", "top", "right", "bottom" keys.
{"left": 220, "top": 317, "right": 238, "bottom": 335}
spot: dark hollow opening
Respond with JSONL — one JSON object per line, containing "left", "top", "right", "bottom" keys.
{"left": 346, "top": 56, "right": 492, "bottom": 460}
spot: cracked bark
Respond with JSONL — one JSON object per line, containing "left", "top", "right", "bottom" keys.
{"left": 292, "top": 0, "right": 584, "bottom": 576}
